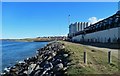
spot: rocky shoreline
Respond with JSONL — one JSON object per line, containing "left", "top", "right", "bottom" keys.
{"left": 1, "top": 41, "right": 71, "bottom": 76}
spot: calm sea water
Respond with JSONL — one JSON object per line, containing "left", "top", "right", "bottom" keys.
{"left": 0, "top": 40, "right": 48, "bottom": 72}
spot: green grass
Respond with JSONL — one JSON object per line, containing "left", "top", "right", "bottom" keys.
{"left": 59, "top": 41, "right": 120, "bottom": 75}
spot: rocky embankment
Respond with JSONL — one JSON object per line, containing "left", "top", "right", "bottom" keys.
{"left": 1, "top": 42, "right": 70, "bottom": 76}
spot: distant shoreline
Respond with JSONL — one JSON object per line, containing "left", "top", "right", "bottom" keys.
{"left": 1, "top": 36, "right": 67, "bottom": 42}
{"left": 1, "top": 39, "right": 53, "bottom": 42}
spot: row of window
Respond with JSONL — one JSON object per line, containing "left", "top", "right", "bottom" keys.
{"left": 68, "top": 13, "right": 120, "bottom": 38}
{"left": 72, "top": 38, "right": 120, "bottom": 43}
{"left": 85, "top": 14, "right": 120, "bottom": 34}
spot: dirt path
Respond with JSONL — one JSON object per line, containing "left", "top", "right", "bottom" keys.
{"left": 82, "top": 44, "right": 119, "bottom": 59}
{"left": 64, "top": 41, "right": 119, "bottom": 59}
{"left": 61, "top": 41, "right": 119, "bottom": 75}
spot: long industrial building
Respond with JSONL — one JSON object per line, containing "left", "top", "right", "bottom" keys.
{"left": 68, "top": 22, "right": 91, "bottom": 37}
{"left": 68, "top": 10, "right": 120, "bottom": 43}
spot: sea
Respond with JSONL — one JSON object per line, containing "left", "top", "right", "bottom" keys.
{"left": 0, "top": 40, "right": 48, "bottom": 72}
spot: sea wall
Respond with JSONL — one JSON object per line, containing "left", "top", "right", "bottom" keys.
{"left": 1, "top": 42, "right": 70, "bottom": 76}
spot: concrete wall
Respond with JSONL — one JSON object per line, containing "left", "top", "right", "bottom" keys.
{"left": 72, "top": 27, "right": 120, "bottom": 43}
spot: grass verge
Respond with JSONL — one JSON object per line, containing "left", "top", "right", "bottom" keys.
{"left": 59, "top": 41, "right": 120, "bottom": 75}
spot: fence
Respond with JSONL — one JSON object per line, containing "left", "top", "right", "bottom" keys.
{"left": 83, "top": 51, "right": 112, "bottom": 64}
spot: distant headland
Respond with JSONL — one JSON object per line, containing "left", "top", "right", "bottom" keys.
{"left": 1, "top": 36, "right": 67, "bottom": 42}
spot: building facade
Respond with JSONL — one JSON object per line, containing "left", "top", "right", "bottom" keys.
{"left": 68, "top": 22, "right": 91, "bottom": 38}
{"left": 68, "top": 11, "right": 120, "bottom": 43}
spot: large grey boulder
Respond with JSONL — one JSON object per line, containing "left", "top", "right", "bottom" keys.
{"left": 54, "top": 63, "right": 63, "bottom": 72}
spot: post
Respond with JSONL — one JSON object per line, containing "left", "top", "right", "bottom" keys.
{"left": 68, "top": 14, "right": 70, "bottom": 25}
{"left": 108, "top": 51, "right": 111, "bottom": 64}
{"left": 84, "top": 51, "right": 87, "bottom": 64}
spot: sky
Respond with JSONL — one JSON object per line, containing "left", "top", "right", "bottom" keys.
{"left": 1, "top": 0, "right": 120, "bottom": 2}
{"left": 2, "top": 2, "right": 118, "bottom": 39}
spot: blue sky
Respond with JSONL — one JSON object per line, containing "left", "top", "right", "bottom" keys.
{"left": 1, "top": 0, "right": 120, "bottom": 2}
{"left": 2, "top": 2, "right": 118, "bottom": 39}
